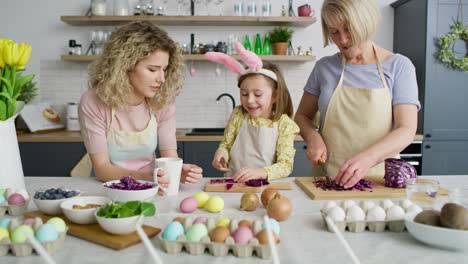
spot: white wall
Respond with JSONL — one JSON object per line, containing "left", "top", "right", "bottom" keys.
{"left": 0, "top": 0, "right": 396, "bottom": 128}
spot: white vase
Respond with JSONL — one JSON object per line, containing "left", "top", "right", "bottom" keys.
{"left": 0, "top": 101, "right": 26, "bottom": 190}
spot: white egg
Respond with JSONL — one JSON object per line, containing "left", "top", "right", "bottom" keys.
{"left": 16, "top": 189, "right": 29, "bottom": 201}
{"left": 360, "top": 200, "right": 376, "bottom": 212}
{"left": 346, "top": 205, "right": 365, "bottom": 221}
{"left": 366, "top": 206, "right": 386, "bottom": 221}
{"left": 341, "top": 200, "right": 356, "bottom": 210}
{"left": 386, "top": 205, "right": 405, "bottom": 221}
{"left": 406, "top": 204, "right": 423, "bottom": 215}
{"left": 322, "top": 201, "right": 337, "bottom": 212}
{"left": 400, "top": 199, "right": 413, "bottom": 210}
{"left": 381, "top": 199, "right": 394, "bottom": 210}
{"left": 326, "top": 206, "right": 346, "bottom": 222}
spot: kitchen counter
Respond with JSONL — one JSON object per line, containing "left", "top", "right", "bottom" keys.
{"left": 17, "top": 130, "right": 424, "bottom": 142}
{"left": 1, "top": 175, "right": 466, "bottom": 263}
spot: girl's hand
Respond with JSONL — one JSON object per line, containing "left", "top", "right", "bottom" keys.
{"left": 335, "top": 153, "right": 376, "bottom": 188}
{"left": 212, "top": 150, "right": 231, "bottom": 172}
{"left": 305, "top": 133, "right": 328, "bottom": 166}
{"left": 232, "top": 167, "right": 267, "bottom": 183}
{"left": 181, "top": 163, "right": 203, "bottom": 184}
{"left": 155, "top": 169, "right": 169, "bottom": 196}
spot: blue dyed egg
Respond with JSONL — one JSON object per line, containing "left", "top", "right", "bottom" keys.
{"left": 0, "top": 218, "right": 10, "bottom": 229}
{"left": 36, "top": 224, "right": 59, "bottom": 243}
{"left": 162, "top": 221, "right": 184, "bottom": 241}
{"left": 261, "top": 218, "right": 280, "bottom": 235}
{"left": 0, "top": 194, "right": 5, "bottom": 204}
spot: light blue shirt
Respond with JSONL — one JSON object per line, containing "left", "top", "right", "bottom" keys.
{"left": 304, "top": 53, "right": 421, "bottom": 128}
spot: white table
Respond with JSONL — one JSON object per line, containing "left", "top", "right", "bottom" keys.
{"left": 2, "top": 176, "right": 467, "bottom": 263}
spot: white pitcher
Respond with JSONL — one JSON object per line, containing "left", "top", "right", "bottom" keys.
{"left": 0, "top": 101, "right": 26, "bottom": 190}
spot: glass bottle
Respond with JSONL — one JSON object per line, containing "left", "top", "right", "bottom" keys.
{"left": 243, "top": 35, "right": 252, "bottom": 51}
{"left": 254, "top": 34, "right": 262, "bottom": 55}
{"left": 262, "top": 34, "right": 272, "bottom": 55}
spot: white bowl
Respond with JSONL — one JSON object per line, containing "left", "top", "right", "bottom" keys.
{"left": 405, "top": 212, "right": 468, "bottom": 251}
{"left": 60, "top": 196, "right": 111, "bottom": 224}
{"left": 95, "top": 212, "right": 143, "bottom": 235}
{"left": 102, "top": 180, "right": 158, "bottom": 203}
{"left": 33, "top": 191, "right": 81, "bottom": 216}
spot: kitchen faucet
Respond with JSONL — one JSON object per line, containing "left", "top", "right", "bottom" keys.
{"left": 216, "top": 93, "right": 236, "bottom": 110}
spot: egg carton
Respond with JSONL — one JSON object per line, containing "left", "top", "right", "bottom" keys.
{"left": 320, "top": 199, "right": 422, "bottom": 233}
{"left": 158, "top": 217, "right": 279, "bottom": 259}
{"left": 0, "top": 218, "right": 68, "bottom": 256}
{"left": 0, "top": 199, "right": 30, "bottom": 216}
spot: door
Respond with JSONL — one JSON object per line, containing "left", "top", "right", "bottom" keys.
{"left": 422, "top": 140, "right": 468, "bottom": 175}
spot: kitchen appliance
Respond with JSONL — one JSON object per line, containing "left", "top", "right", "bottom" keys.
{"left": 400, "top": 141, "right": 422, "bottom": 175}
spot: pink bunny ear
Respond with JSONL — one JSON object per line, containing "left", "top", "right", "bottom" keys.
{"left": 204, "top": 52, "right": 244, "bottom": 75}
{"left": 235, "top": 42, "right": 263, "bottom": 72}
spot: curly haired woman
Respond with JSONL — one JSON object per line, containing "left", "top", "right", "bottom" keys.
{"left": 79, "top": 21, "right": 202, "bottom": 192}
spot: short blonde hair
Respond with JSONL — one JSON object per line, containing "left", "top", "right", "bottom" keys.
{"left": 321, "top": 0, "right": 381, "bottom": 47}
{"left": 89, "top": 21, "right": 183, "bottom": 111}
{"left": 237, "top": 62, "right": 293, "bottom": 121}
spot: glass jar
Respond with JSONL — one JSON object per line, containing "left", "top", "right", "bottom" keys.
{"left": 114, "top": 0, "right": 129, "bottom": 16}
{"left": 91, "top": 0, "right": 107, "bottom": 16}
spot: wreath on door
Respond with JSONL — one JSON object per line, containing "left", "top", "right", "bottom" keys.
{"left": 437, "top": 21, "right": 468, "bottom": 72}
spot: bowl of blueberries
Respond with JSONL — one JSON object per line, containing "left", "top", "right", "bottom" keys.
{"left": 33, "top": 188, "right": 80, "bottom": 216}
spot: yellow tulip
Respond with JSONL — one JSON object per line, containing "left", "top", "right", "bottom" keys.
{"left": 2, "top": 40, "right": 19, "bottom": 67}
{"left": 0, "top": 38, "right": 14, "bottom": 68}
{"left": 17, "top": 43, "right": 32, "bottom": 70}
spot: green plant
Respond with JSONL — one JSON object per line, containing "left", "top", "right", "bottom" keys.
{"left": 97, "top": 201, "right": 156, "bottom": 218}
{"left": 437, "top": 21, "right": 468, "bottom": 72}
{"left": 17, "top": 80, "right": 38, "bottom": 104}
{"left": 268, "top": 27, "right": 293, "bottom": 43}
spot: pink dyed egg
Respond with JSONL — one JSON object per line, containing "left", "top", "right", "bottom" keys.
{"left": 23, "top": 218, "right": 35, "bottom": 227}
{"left": 179, "top": 196, "right": 198, "bottom": 213}
{"left": 193, "top": 216, "right": 208, "bottom": 224}
{"left": 8, "top": 193, "right": 26, "bottom": 205}
{"left": 232, "top": 226, "right": 253, "bottom": 245}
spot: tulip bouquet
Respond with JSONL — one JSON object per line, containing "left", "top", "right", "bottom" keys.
{"left": 0, "top": 38, "right": 35, "bottom": 121}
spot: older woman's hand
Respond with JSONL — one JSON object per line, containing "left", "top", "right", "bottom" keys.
{"left": 335, "top": 153, "right": 376, "bottom": 188}
{"left": 155, "top": 168, "right": 169, "bottom": 196}
{"left": 305, "top": 133, "right": 328, "bottom": 166}
{"left": 181, "top": 163, "right": 203, "bottom": 184}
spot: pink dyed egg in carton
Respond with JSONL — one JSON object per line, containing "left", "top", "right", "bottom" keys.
{"left": 0, "top": 217, "right": 68, "bottom": 256}
{"left": 159, "top": 216, "right": 281, "bottom": 259}
{"left": 320, "top": 199, "right": 424, "bottom": 233}
{"left": 0, "top": 187, "right": 30, "bottom": 216}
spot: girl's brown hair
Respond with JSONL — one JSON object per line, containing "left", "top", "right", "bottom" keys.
{"left": 237, "top": 62, "right": 293, "bottom": 121}
{"left": 88, "top": 21, "right": 183, "bottom": 111}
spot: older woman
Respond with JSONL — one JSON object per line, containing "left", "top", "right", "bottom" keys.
{"left": 295, "top": 0, "right": 420, "bottom": 188}
{"left": 79, "top": 21, "right": 202, "bottom": 189}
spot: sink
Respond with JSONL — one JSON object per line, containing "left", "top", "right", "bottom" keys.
{"left": 186, "top": 128, "right": 225, "bottom": 136}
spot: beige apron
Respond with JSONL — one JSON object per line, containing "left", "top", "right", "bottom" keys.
{"left": 226, "top": 115, "right": 278, "bottom": 178}
{"left": 320, "top": 44, "right": 393, "bottom": 178}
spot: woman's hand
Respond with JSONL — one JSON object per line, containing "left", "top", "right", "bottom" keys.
{"left": 232, "top": 167, "right": 267, "bottom": 183}
{"left": 305, "top": 133, "right": 328, "bottom": 166}
{"left": 335, "top": 153, "right": 376, "bottom": 188}
{"left": 181, "top": 163, "right": 203, "bottom": 184}
{"left": 212, "top": 149, "right": 231, "bottom": 172}
{"left": 154, "top": 168, "right": 169, "bottom": 196}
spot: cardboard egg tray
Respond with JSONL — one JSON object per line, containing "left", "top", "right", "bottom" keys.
{"left": 159, "top": 217, "right": 279, "bottom": 259}
{"left": 0, "top": 199, "right": 30, "bottom": 216}
{"left": 0, "top": 218, "right": 68, "bottom": 256}
{"left": 320, "top": 199, "right": 419, "bottom": 233}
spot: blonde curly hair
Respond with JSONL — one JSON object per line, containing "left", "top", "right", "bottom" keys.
{"left": 89, "top": 21, "right": 183, "bottom": 111}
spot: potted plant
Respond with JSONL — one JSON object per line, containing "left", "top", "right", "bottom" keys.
{"left": 268, "top": 27, "right": 293, "bottom": 55}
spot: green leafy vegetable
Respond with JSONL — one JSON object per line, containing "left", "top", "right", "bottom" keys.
{"left": 97, "top": 201, "right": 156, "bottom": 218}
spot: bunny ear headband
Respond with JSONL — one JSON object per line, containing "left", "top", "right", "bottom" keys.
{"left": 204, "top": 42, "right": 278, "bottom": 82}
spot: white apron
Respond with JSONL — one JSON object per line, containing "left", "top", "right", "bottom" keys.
{"left": 320, "top": 44, "right": 394, "bottom": 178}
{"left": 227, "top": 115, "right": 278, "bottom": 178}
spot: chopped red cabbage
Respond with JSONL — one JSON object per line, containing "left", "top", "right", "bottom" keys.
{"left": 226, "top": 183, "right": 234, "bottom": 190}
{"left": 313, "top": 178, "right": 374, "bottom": 191}
{"left": 384, "top": 158, "right": 417, "bottom": 188}
{"left": 209, "top": 178, "right": 270, "bottom": 188}
{"left": 105, "top": 176, "right": 155, "bottom": 190}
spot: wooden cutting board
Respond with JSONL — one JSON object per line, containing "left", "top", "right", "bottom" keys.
{"left": 295, "top": 177, "right": 448, "bottom": 200}
{"left": 204, "top": 178, "right": 292, "bottom": 193}
{"left": 24, "top": 211, "right": 161, "bottom": 250}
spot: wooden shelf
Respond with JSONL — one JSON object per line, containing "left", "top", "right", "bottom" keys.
{"left": 60, "top": 15, "right": 316, "bottom": 27}
{"left": 61, "top": 54, "right": 316, "bottom": 62}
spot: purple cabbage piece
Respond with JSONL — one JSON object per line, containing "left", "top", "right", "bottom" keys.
{"left": 245, "top": 178, "right": 269, "bottom": 187}
{"left": 313, "top": 178, "right": 374, "bottom": 191}
{"left": 210, "top": 179, "right": 235, "bottom": 184}
{"left": 226, "top": 183, "right": 234, "bottom": 190}
{"left": 384, "top": 158, "right": 417, "bottom": 188}
{"left": 105, "top": 176, "right": 155, "bottom": 190}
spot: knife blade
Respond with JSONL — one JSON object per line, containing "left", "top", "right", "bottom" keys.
{"left": 318, "top": 157, "right": 331, "bottom": 182}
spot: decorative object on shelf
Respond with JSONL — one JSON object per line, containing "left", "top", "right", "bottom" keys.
{"left": 114, "top": 0, "right": 129, "bottom": 16}
{"left": 261, "top": 1, "right": 271, "bottom": 16}
{"left": 268, "top": 27, "right": 293, "bottom": 55}
{"left": 297, "top": 46, "right": 303, "bottom": 56}
{"left": 90, "top": 0, "right": 107, "bottom": 16}
{"left": 254, "top": 34, "right": 262, "bottom": 55}
{"left": 281, "top": 5, "right": 286, "bottom": 16}
{"left": 305, "top": 46, "right": 314, "bottom": 56}
{"left": 288, "top": 0, "right": 296, "bottom": 17}
{"left": 262, "top": 34, "right": 272, "bottom": 55}
{"left": 247, "top": 1, "right": 257, "bottom": 16}
{"left": 68, "top": 39, "right": 76, "bottom": 55}
{"left": 234, "top": 1, "right": 244, "bottom": 16}
{"left": 243, "top": 35, "right": 252, "bottom": 51}
{"left": 298, "top": 4, "right": 314, "bottom": 17}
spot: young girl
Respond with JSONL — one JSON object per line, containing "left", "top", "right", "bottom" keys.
{"left": 207, "top": 47, "right": 299, "bottom": 182}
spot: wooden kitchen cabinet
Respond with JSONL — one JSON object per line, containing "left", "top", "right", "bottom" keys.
{"left": 292, "top": 142, "right": 311, "bottom": 177}
{"left": 422, "top": 141, "right": 468, "bottom": 175}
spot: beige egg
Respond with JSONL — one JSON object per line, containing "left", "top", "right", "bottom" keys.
{"left": 256, "top": 229, "right": 279, "bottom": 245}
{"left": 209, "top": 226, "right": 230, "bottom": 243}
{"left": 238, "top": 219, "right": 253, "bottom": 229}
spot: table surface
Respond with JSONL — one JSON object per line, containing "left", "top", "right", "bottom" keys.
{"left": 2, "top": 176, "right": 467, "bottom": 264}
